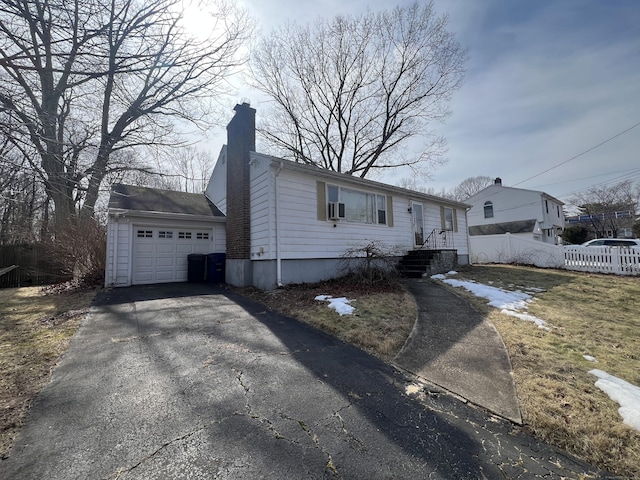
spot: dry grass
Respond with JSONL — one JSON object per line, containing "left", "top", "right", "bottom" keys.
{"left": 0, "top": 285, "right": 95, "bottom": 458}
{"left": 438, "top": 265, "right": 640, "bottom": 478}
{"left": 242, "top": 281, "right": 417, "bottom": 362}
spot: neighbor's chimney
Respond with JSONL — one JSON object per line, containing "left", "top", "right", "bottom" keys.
{"left": 494, "top": 177, "right": 502, "bottom": 186}
{"left": 226, "top": 103, "right": 256, "bottom": 261}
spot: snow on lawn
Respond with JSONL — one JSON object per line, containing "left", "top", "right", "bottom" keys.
{"left": 589, "top": 369, "right": 640, "bottom": 432}
{"left": 429, "top": 273, "right": 640, "bottom": 432}
{"left": 430, "top": 271, "right": 550, "bottom": 330}
{"left": 314, "top": 295, "right": 354, "bottom": 316}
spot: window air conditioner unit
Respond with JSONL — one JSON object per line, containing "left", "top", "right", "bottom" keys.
{"left": 328, "top": 202, "right": 345, "bottom": 220}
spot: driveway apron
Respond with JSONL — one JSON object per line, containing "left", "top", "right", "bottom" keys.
{"left": 0, "top": 283, "right": 612, "bottom": 479}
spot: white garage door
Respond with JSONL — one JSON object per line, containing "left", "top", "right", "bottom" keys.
{"left": 132, "top": 227, "right": 214, "bottom": 284}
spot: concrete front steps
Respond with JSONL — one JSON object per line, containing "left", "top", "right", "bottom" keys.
{"left": 397, "top": 249, "right": 458, "bottom": 278}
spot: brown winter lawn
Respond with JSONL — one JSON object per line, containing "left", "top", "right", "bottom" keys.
{"left": 0, "top": 285, "right": 96, "bottom": 458}
{"left": 248, "top": 266, "right": 640, "bottom": 479}
{"left": 1, "top": 267, "right": 639, "bottom": 478}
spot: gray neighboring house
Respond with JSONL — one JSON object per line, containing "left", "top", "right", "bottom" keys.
{"left": 105, "top": 184, "right": 225, "bottom": 286}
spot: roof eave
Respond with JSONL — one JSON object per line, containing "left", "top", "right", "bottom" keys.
{"left": 261, "top": 155, "right": 471, "bottom": 209}
{"left": 108, "top": 208, "right": 225, "bottom": 222}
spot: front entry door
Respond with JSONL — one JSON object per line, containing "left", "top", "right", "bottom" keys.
{"left": 412, "top": 202, "right": 424, "bottom": 246}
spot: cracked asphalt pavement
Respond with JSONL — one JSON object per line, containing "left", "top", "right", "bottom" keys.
{"left": 0, "top": 283, "right": 616, "bottom": 479}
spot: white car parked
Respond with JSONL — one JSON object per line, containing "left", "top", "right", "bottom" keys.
{"left": 581, "top": 238, "right": 640, "bottom": 248}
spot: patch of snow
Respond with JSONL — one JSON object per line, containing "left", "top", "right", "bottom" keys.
{"left": 446, "top": 271, "right": 458, "bottom": 275}
{"left": 527, "top": 287, "right": 546, "bottom": 293}
{"left": 315, "top": 295, "right": 355, "bottom": 316}
{"left": 589, "top": 369, "right": 640, "bottom": 432}
{"left": 430, "top": 274, "right": 446, "bottom": 280}
{"left": 431, "top": 271, "right": 550, "bottom": 330}
{"left": 500, "top": 309, "right": 550, "bottom": 331}
{"left": 583, "top": 355, "right": 597, "bottom": 362}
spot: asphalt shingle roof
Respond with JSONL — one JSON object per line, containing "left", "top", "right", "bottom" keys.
{"left": 108, "top": 184, "right": 224, "bottom": 217}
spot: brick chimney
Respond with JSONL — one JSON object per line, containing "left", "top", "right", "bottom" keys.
{"left": 225, "top": 103, "right": 256, "bottom": 285}
{"left": 494, "top": 177, "right": 502, "bottom": 186}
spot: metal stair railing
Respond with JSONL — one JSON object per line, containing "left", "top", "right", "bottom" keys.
{"left": 419, "top": 228, "right": 451, "bottom": 250}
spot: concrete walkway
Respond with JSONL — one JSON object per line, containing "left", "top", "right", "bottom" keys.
{"left": 0, "top": 283, "right": 613, "bottom": 479}
{"left": 395, "top": 278, "right": 522, "bottom": 423}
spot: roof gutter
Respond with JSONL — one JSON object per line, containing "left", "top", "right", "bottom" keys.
{"left": 107, "top": 209, "right": 226, "bottom": 223}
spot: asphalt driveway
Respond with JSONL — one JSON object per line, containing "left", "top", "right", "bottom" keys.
{"left": 1, "top": 283, "right": 612, "bottom": 479}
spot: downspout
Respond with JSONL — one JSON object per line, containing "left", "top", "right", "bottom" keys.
{"left": 274, "top": 161, "right": 284, "bottom": 287}
{"left": 110, "top": 213, "right": 120, "bottom": 286}
{"left": 465, "top": 207, "right": 472, "bottom": 265}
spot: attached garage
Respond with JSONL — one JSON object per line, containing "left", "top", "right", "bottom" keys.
{"left": 105, "top": 184, "right": 226, "bottom": 287}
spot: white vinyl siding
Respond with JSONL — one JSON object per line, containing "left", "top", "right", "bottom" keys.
{"left": 248, "top": 161, "right": 468, "bottom": 260}
{"left": 250, "top": 156, "right": 275, "bottom": 259}
{"left": 205, "top": 146, "right": 228, "bottom": 215}
{"left": 105, "top": 221, "right": 132, "bottom": 287}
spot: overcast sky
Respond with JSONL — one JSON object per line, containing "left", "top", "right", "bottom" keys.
{"left": 215, "top": 0, "right": 640, "bottom": 207}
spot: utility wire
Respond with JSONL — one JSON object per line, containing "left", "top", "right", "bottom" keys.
{"left": 512, "top": 120, "right": 640, "bottom": 187}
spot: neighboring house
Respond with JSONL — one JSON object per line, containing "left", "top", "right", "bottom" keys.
{"left": 105, "top": 103, "right": 471, "bottom": 290}
{"left": 565, "top": 210, "right": 636, "bottom": 239}
{"left": 466, "top": 178, "right": 565, "bottom": 245}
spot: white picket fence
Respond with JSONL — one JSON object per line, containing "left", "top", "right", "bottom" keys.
{"left": 469, "top": 233, "right": 640, "bottom": 276}
{"left": 564, "top": 245, "right": 640, "bottom": 276}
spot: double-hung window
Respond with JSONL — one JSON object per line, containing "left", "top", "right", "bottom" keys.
{"left": 441, "top": 206, "right": 458, "bottom": 232}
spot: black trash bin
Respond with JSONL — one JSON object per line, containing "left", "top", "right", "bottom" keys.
{"left": 187, "top": 253, "right": 206, "bottom": 282}
{"left": 207, "top": 253, "right": 226, "bottom": 283}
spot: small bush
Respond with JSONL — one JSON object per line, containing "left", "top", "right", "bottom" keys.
{"left": 45, "top": 218, "right": 106, "bottom": 287}
{"left": 339, "top": 241, "right": 401, "bottom": 287}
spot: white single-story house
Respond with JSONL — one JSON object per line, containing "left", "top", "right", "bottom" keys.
{"left": 105, "top": 103, "right": 471, "bottom": 290}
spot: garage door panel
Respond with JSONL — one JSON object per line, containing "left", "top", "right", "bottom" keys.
{"left": 176, "top": 244, "right": 195, "bottom": 255}
{"left": 156, "top": 244, "right": 175, "bottom": 254}
{"left": 135, "top": 257, "right": 154, "bottom": 268}
{"left": 156, "top": 257, "right": 175, "bottom": 267}
{"left": 132, "top": 226, "right": 215, "bottom": 285}
{"left": 156, "top": 271, "right": 176, "bottom": 282}
{"left": 134, "top": 272, "right": 154, "bottom": 283}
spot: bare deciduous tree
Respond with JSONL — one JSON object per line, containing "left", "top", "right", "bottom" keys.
{"left": 249, "top": 1, "right": 466, "bottom": 179}
{"left": 452, "top": 175, "right": 493, "bottom": 201}
{"left": 0, "top": 0, "right": 251, "bottom": 229}
{"left": 116, "top": 146, "right": 215, "bottom": 193}
{"left": 570, "top": 180, "right": 639, "bottom": 238}
{"left": 396, "top": 177, "right": 455, "bottom": 199}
